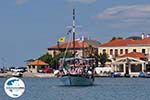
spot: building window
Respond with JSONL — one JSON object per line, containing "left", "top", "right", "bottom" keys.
{"left": 115, "top": 49, "right": 118, "bottom": 56}
{"left": 28, "top": 66, "right": 31, "bottom": 69}
{"left": 131, "top": 64, "right": 142, "bottom": 72}
{"left": 125, "top": 49, "right": 128, "bottom": 54}
{"left": 133, "top": 49, "right": 136, "bottom": 52}
{"left": 32, "top": 65, "right": 35, "bottom": 69}
{"left": 142, "top": 49, "right": 146, "bottom": 54}
{"left": 120, "top": 49, "right": 123, "bottom": 54}
{"left": 116, "top": 64, "right": 124, "bottom": 72}
{"left": 103, "top": 49, "right": 106, "bottom": 54}
{"left": 146, "top": 64, "right": 150, "bottom": 72}
{"left": 110, "top": 49, "right": 113, "bottom": 55}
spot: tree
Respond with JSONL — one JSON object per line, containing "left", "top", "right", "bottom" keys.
{"left": 38, "top": 53, "right": 53, "bottom": 66}
{"left": 38, "top": 51, "right": 73, "bottom": 69}
{"left": 110, "top": 37, "right": 123, "bottom": 41}
{"left": 98, "top": 53, "right": 108, "bottom": 67}
{"left": 51, "top": 51, "right": 73, "bottom": 69}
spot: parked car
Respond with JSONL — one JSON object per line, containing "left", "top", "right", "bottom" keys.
{"left": 11, "top": 67, "right": 27, "bottom": 73}
{"left": 43, "top": 67, "right": 53, "bottom": 73}
{"left": 9, "top": 67, "right": 15, "bottom": 71}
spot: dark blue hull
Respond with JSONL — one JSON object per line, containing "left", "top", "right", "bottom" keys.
{"left": 60, "top": 74, "right": 94, "bottom": 86}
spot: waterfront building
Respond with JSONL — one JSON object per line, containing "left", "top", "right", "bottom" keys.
{"left": 99, "top": 33, "right": 150, "bottom": 76}
{"left": 112, "top": 52, "right": 147, "bottom": 77}
{"left": 99, "top": 39, "right": 150, "bottom": 58}
{"left": 47, "top": 38, "right": 100, "bottom": 58}
{"left": 27, "top": 60, "right": 49, "bottom": 73}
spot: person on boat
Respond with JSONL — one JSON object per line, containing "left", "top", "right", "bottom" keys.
{"left": 68, "top": 67, "right": 76, "bottom": 75}
{"left": 57, "top": 69, "right": 64, "bottom": 77}
{"left": 75, "top": 60, "right": 80, "bottom": 67}
{"left": 77, "top": 67, "right": 83, "bottom": 74}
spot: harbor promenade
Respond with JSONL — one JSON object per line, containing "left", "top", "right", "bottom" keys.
{"left": 0, "top": 72, "right": 55, "bottom": 78}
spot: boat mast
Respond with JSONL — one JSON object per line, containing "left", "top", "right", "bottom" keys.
{"left": 73, "top": 8, "right": 76, "bottom": 67}
{"left": 73, "top": 9, "right": 76, "bottom": 58}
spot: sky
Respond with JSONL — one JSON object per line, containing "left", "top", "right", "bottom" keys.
{"left": 0, "top": 0, "right": 150, "bottom": 67}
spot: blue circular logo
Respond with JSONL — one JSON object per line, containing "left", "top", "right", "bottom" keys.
{"left": 4, "top": 77, "right": 25, "bottom": 98}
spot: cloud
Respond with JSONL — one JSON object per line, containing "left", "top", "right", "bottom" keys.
{"left": 97, "top": 4, "right": 150, "bottom": 29}
{"left": 66, "top": 0, "right": 97, "bottom": 4}
{"left": 97, "top": 5, "right": 150, "bottom": 20}
{"left": 16, "top": 0, "right": 28, "bottom": 6}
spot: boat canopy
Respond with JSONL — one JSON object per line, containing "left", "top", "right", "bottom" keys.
{"left": 59, "top": 57, "right": 96, "bottom": 68}
{"left": 60, "top": 57, "right": 95, "bottom": 61}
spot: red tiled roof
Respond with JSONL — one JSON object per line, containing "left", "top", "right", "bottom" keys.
{"left": 48, "top": 40, "right": 89, "bottom": 50}
{"left": 100, "top": 38, "right": 150, "bottom": 47}
{"left": 100, "top": 39, "right": 135, "bottom": 47}
{"left": 29, "top": 60, "right": 49, "bottom": 66}
{"left": 133, "top": 38, "right": 150, "bottom": 45}
{"left": 120, "top": 52, "right": 146, "bottom": 59}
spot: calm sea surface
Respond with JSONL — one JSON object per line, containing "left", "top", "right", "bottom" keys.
{"left": 0, "top": 77, "right": 150, "bottom": 100}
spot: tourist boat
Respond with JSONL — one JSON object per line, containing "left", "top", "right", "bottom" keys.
{"left": 60, "top": 74, "right": 94, "bottom": 86}
{"left": 59, "top": 57, "right": 95, "bottom": 86}
{"left": 57, "top": 9, "right": 95, "bottom": 86}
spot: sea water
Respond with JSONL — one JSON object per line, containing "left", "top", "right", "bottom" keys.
{"left": 0, "top": 77, "right": 150, "bottom": 100}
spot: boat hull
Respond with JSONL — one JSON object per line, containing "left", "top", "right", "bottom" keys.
{"left": 60, "top": 74, "right": 94, "bottom": 86}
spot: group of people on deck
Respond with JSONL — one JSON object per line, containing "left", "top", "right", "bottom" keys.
{"left": 57, "top": 59, "right": 95, "bottom": 76}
